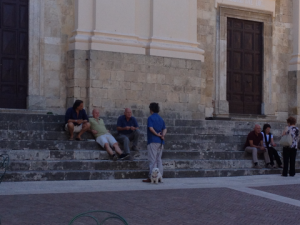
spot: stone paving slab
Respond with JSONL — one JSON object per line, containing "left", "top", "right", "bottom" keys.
{"left": 252, "top": 184, "right": 300, "bottom": 201}
{"left": 0, "top": 187, "right": 300, "bottom": 225}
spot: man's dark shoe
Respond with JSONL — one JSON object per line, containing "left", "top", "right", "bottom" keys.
{"left": 252, "top": 164, "right": 261, "bottom": 169}
{"left": 266, "top": 164, "right": 272, "bottom": 169}
{"left": 119, "top": 153, "right": 130, "bottom": 160}
{"left": 110, "top": 154, "right": 118, "bottom": 161}
{"left": 131, "top": 146, "right": 139, "bottom": 151}
{"left": 142, "top": 178, "right": 151, "bottom": 183}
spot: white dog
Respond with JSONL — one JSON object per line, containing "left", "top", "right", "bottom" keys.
{"left": 150, "top": 168, "right": 163, "bottom": 184}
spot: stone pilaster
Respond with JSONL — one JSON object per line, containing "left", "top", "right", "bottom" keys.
{"left": 66, "top": 50, "right": 90, "bottom": 113}
{"left": 288, "top": 0, "right": 300, "bottom": 120}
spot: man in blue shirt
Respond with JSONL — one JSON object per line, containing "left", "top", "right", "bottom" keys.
{"left": 116, "top": 108, "right": 141, "bottom": 153}
{"left": 65, "top": 100, "right": 90, "bottom": 141}
{"left": 143, "top": 103, "right": 167, "bottom": 183}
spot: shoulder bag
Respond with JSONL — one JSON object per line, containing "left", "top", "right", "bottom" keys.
{"left": 279, "top": 128, "right": 293, "bottom": 147}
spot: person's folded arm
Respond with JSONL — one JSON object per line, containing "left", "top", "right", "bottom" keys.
{"left": 249, "top": 140, "right": 258, "bottom": 148}
{"left": 117, "top": 126, "right": 127, "bottom": 131}
{"left": 149, "top": 127, "right": 161, "bottom": 136}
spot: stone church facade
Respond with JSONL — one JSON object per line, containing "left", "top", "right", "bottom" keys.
{"left": 0, "top": 0, "right": 300, "bottom": 121}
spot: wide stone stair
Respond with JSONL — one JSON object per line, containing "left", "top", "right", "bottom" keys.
{"left": 0, "top": 113, "right": 298, "bottom": 182}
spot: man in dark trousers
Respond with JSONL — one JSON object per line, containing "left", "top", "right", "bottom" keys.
{"left": 244, "top": 124, "right": 271, "bottom": 169}
{"left": 65, "top": 100, "right": 90, "bottom": 141}
{"left": 115, "top": 108, "right": 141, "bottom": 154}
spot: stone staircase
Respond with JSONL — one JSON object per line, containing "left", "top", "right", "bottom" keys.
{"left": 0, "top": 112, "right": 298, "bottom": 182}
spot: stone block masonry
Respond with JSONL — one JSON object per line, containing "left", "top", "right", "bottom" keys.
{"left": 67, "top": 50, "right": 205, "bottom": 120}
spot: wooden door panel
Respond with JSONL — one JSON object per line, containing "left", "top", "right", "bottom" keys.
{"left": 19, "top": 32, "right": 28, "bottom": 55}
{"left": 0, "top": 0, "right": 28, "bottom": 109}
{"left": 244, "top": 53, "right": 254, "bottom": 71}
{"left": 1, "top": 58, "right": 16, "bottom": 82}
{"left": 227, "top": 18, "right": 263, "bottom": 114}
{"left": 19, "top": 4, "right": 28, "bottom": 29}
{"left": 2, "top": 3, "right": 17, "bottom": 28}
{"left": 244, "top": 32, "right": 254, "bottom": 50}
{"left": 233, "top": 31, "right": 242, "bottom": 49}
{"left": 2, "top": 31, "right": 17, "bottom": 55}
{"left": 232, "top": 73, "right": 243, "bottom": 92}
{"left": 244, "top": 74, "right": 253, "bottom": 93}
{"left": 233, "top": 52, "right": 242, "bottom": 70}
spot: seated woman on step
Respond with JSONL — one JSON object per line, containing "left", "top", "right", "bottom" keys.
{"left": 261, "top": 124, "right": 282, "bottom": 169}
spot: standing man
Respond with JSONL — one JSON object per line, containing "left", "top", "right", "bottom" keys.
{"left": 143, "top": 103, "right": 167, "bottom": 183}
{"left": 89, "top": 108, "right": 129, "bottom": 161}
{"left": 244, "top": 124, "right": 271, "bottom": 169}
{"left": 116, "top": 108, "right": 141, "bottom": 153}
{"left": 65, "top": 100, "right": 90, "bottom": 141}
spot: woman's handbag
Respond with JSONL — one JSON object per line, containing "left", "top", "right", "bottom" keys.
{"left": 279, "top": 129, "right": 293, "bottom": 147}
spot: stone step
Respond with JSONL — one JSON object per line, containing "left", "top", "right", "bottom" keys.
{"left": 0, "top": 149, "right": 291, "bottom": 161}
{"left": 0, "top": 130, "right": 259, "bottom": 143}
{"left": 4, "top": 168, "right": 298, "bottom": 182}
{"left": 0, "top": 122, "right": 287, "bottom": 137}
{"left": 8, "top": 159, "right": 300, "bottom": 172}
{"left": 0, "top": 112, "right": 288, "bottom": 128}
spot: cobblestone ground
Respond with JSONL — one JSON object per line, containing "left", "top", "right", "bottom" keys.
{"left": 253, "top": 184, "right": 300, "bottom": 201}
{"left": 1, "top": 187, "right": 300, "bottom": 225}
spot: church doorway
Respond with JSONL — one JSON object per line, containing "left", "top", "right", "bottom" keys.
{"left": 226, "top": 18, "right": 263, "bottom": 114}
{"left": 0, "top": 0, "right": 29, "bottom": 109}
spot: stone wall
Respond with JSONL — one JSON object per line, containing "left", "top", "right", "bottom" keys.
{"left": 196, "top": 0, "right": 294, "bottom": 120}
{"left": 25, "top": 0, "right": 297, "bottom": 120}
{"left": 28, "top": 0, "right": 74, "bottom": 114}
{"left": 67, "top": 50, "right": 205, "bottom": 120}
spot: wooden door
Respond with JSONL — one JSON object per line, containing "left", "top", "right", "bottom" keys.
{"left": 227, "top": 18, "right": 263, "bottom": 114}
{"left": 0, "top": 0, "right": 29, "bottom": 109}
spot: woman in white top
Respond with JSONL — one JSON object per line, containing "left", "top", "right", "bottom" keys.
{"left": 262, "top": 124, "right": 282, "bottom": 169}
{"left": 281, "top": 117, "right": 299, "bottom": 177}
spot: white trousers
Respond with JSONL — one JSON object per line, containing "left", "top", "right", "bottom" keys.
{"left": 96, "top": 134, "right": 117, "bottom": 148}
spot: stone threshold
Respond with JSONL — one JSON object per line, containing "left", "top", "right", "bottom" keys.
{"left": 210, "top": 113, "right": 278, "bottom": 122}
{"left": 0, "top": 108, "right": 50, "bottom": 115}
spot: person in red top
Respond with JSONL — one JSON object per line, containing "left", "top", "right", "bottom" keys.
{"left": 244, "top": 124, "right": 271, "bottom": 169}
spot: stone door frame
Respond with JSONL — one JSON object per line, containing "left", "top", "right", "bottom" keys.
{"left": 26, "top": 0, "right": 45, "bottom": 109}
{"left": 214, "top": 6, "right": 274, "bottom": 117}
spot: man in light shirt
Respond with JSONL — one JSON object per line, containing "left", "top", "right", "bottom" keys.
{"left": 89, "top": 108, "right": 129, "bottom": 161}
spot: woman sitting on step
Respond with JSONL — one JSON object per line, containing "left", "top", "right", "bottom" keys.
{"left": 262, "top": 124, "right": 282, "bottom": 169}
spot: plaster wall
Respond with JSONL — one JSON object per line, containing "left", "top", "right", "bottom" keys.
{"left": 69, "top": 0, "right": 204, "bottom": 61}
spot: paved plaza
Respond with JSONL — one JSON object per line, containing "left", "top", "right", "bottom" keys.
{"left": 1, "top": 175, "right": 300, "bottom": 225}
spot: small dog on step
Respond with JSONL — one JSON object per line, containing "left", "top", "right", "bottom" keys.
{"left": 151, "top": 168, "right": 163, "bottom": 184}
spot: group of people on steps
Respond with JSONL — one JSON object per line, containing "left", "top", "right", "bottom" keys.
{"left": 64, "top": 100, "right": 166, "bottom": 182}
{"left": 244, "top": 117, "right": 299, "bottom": 177}
{"left": 65, "top": 99, "right": 299, "bottom": 181}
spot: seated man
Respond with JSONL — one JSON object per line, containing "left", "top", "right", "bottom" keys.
{"left": 244, "top": 124, "right": 271, "bottom": 169}
{"left": 65, "top": 100, "right": 90, "bottom": 141}
{"left": 116, "top": 108, "right": 141, "bottom": 153}
{"left": 90, "top": 108, "right": 129, "bottom": 161}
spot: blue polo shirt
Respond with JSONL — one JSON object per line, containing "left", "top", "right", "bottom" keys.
{"left": 117, "top": 115, "right": 139, "bottom": 135}
{"left": 147, "top": 113, "right": 166, "bottom": 145}
{"left": 65, "top": 107, "right": 89, "bottom": 126}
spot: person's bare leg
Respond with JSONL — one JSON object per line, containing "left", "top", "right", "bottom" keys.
{"left": 77, "top": 122, "right": 91, "bottom": 140}
{"left": 104, "top": 143, "right": 114, "bottom": 156}
{"left": 67, "top": 122, "right": 74, "bottom": 140}
{"left": 113, "top": 143, "right": 123, "bottom": 155}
